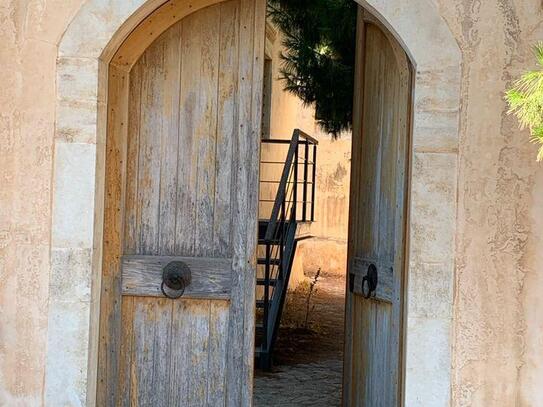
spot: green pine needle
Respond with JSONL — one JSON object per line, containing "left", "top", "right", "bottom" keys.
{"left": 268, "top": 0, "right": 357, "bottom": 137}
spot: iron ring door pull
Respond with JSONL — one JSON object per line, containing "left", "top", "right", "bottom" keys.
{"left": 361, "top": 263, "right": 378, "bottom": 299}
{"left": 161, "top": 261, "right": 192, "bottom": 299}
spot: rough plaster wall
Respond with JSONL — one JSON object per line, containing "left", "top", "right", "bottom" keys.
{"left": 433, "top": 0, "right": 543, "bottom": 405}
{"left": 1, "top": 0, "right": 543, "bottom": 405}
{"left": 296, "top": 136, "right": 351, "bottom": 278}
{"left": 267, "top": 29, "right": 319, "bottom": 139}
{"left": 0, "top": 1, "right": 84, "bottom": 405}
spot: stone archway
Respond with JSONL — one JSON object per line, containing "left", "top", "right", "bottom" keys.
{"left": 47, "top": 0, "right": 461, "bottom": 405}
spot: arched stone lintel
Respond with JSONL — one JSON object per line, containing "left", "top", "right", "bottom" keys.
{"left": 60, "top": 0, "right": 462, "bottom": 69}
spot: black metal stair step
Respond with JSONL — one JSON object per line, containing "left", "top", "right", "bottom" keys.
{"left": 256, "top": 278, "right": 278, "bottom": 286}
{"left": 257, "top": 258, "right": 281, "bottom": 266}
{"left": 256, "top": 300, "right": 273, "bottom": 309}
{"left": 258, "top": 239, "right": 281, "bottom": 245}
{"left": 258, "top": 220, "right": 298, "bottom": 241}
{"left": 258, "top": 220, "right": 269, "bottom": 240}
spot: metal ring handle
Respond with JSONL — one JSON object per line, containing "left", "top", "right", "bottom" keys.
{"left": 161, "top": 280, "right": 186, "bottom": 299}
{"left": 362, "top": 263, "right": 378, "bottom": 299}
{"left": 161, "top": 261, "right": 191, "bottom": 299}
{"left": 361, "top": 276, "right": 372, "bottom": 299}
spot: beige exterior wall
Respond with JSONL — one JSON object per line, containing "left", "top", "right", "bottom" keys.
{"left": 437, "top": 2, "right": 543, "bottom": 405}
{"left": 0, "top": 1, "right": 86, "bottom": 405}
{"left": 294, "top": 136, "right": 351, "bottom": 279}
{"left": 0, "top": 0, "right": 542, "bottom": 406}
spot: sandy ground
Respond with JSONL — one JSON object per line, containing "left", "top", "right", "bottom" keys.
{"left": 254, "top": 271, "right": 346, "bottom": 406}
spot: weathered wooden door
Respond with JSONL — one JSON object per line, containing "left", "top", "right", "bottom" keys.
{"left": 98, "top": 1, "right": 265, "bottom": 405}
{"left": 343, "top": 7, "right": 412, "bottom": 407}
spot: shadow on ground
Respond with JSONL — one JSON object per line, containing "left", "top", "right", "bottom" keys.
{"left": 254, "top": 271, "right": 346, "bottom": 407}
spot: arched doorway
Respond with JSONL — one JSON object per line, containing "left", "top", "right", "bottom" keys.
{"left": 48, "top": 0, "right": 461, "bottom": 405}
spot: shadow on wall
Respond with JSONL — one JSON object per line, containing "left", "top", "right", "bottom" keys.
{"left": 291, "top": 136, "right": 352, "bottom": 284}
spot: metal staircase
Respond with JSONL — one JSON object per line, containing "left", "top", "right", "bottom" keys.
{"left": 255, "top": 129, "right": 318, "bottom": 370}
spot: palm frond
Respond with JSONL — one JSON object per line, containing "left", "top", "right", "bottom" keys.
{"left": 534, "top": 41, "right": 543, "bottom": 67}
{"left": 505, "top": 42, "right": 543, "bottom": 161}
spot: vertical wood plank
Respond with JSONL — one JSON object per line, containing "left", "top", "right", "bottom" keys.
{"left": 194, "top": 5, "right": 220, "bottom": 257}
{"left": 158, "top": 25, "right": 182, "bottom": 255}
{"left": 225, "top": 0, "right": 263, "bottom": 404}
{"left": 359, "top": 24, "right": 383, "bottom": 260}
{"left": 132, "top": 298, "right": 173, "bottom": 406}
{"left": 124, "top": 63, "right": 143, "bottom": 254}
{"left": 207, "top": 302, "right": 229, "bottom": 405}
{"left": 377, "top": 42, "right": 396, "bottom": 264}
{"left": 365, "top": 302, "right": 376, "bottom": 406}
{"left": 382, "top": 39, "right": 400, "bottom": 406}
{"left": 168, "top": 301, "right": 191, "bottom": 407}
{"left": 243, "top": 0, "right": 266, "bottom": 404}
{"left": 351, "top": 297, "right": 364, "bottom": 407}
{"left": 117, "top": 297, "right": 134, "bottom": 407}
{"left": 188, "top": 300, "right": 211, "bottom": 406}
{"left": 373, "top": 305, "right": 392, "bottom": 406}
{"left": 391, "top": 31, "right": 412, "bottom": 407}
{"left": 137, "top": 40, "right": 164, "bottom": 255}
{"left": 132, "top": 299, "right": 153, "bottom": 405}
{"left": 370, "top": 32, "right": 400, "bottom": 406}
{"left": 175, "top": 13, "right": 200, "bottom": 256}
{"left": 98, "top": 64, "right": 130, "bottom": 407}
{"left": 152, "top": 299, "right": 174, "bottom": 405}
{"left": 213, "top": 0, "right": 239, "bottom": 257}
{"left": 343, "top": 9, "right": 365, "bottom": 405}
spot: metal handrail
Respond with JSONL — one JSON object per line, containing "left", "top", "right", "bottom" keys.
{"left": 263, "top": 130, "right": 299, "bottom": 242}
{"left": 262, "top": 129, "right": 318, "bottom": 242}
{"left": 257, "top": 129, "right": 318, "bottom": 361}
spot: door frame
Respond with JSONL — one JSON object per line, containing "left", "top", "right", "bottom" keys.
{"left": 47, "top": 0, "right": 461, "bottom": 405}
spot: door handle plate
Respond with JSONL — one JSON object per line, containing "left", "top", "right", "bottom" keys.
{"left": 349, "top": 257, "right": 394, "bottom": 303}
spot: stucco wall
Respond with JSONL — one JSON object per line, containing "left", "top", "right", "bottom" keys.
{"left": 294, "top": 136, "right": 351, "bottom": 279}
{"left": 0, "top": 0, "right": 542, "bottom": 406}
{"left": 0, "top": 1, "right": 85, "bottom": 405}
{"left": 433, "top": 1, "right": 543, "bottom": 405}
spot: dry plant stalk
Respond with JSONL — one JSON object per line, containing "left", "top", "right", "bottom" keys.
{"left": 303, "top": 268, "right": 321, "bottom": 329}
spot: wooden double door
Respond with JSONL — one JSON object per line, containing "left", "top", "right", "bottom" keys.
{"left": 99, "top": 1, "right": 411, "bottom": 405}
{"left": 343, "top": 7, "right": 412, "bottom": 407}
{"left": 98, "top": 1, "right": 265, "bottom": 405}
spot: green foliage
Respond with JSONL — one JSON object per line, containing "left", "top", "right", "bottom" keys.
{"left": 267, "top": 0, "right": 357, "bottom": 136}
{"left": 505, "top": 42, "right": 543, "bottom": 161}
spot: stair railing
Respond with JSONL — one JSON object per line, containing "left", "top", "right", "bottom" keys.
{"left": 261, "top": 129, "right": 318, "bottom": 235}
{"left": 257, "top": 129, "right": 318, "bottom": 368}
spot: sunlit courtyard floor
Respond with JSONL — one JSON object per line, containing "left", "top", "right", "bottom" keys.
{"left": 254, "top": 272, "right": 345, "bottom": 407}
